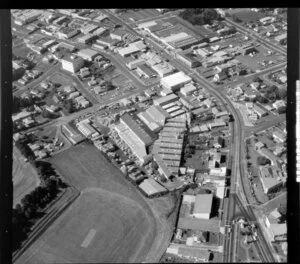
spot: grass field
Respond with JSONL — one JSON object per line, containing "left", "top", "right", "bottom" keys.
{"left": 16, "top": 143, "right": 172, "bottom": 263}
{"left": 13, "top": 147, "right": 40, "bottom": 208}
{"left": 227, "top": 9, "right": 265, "bottom": 23}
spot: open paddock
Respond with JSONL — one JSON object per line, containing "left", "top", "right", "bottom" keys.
{"left": 15, "top": 143, "right": 172, "bottom": 263}
{"left": 15, "top": 188, "right": 155, "bottom": 264}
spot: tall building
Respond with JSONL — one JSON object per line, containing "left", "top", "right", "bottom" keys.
{"left": 61, "top": 57, "right": 84, "bottom": 73}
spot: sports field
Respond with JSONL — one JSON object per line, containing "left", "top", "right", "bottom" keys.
{"left": 13, "top": 147, "right": 40, "bottom": 208}
{"left": 16, "top": 143, "right": 172, "bottom": 263}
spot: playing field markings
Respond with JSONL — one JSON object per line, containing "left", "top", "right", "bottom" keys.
{"left": 81, "top": 229, "right": 97, "bottom": 248}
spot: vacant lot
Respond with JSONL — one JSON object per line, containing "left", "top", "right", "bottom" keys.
{"left": 227, "top": 9, "right": 265, "bottom": 22}
{"left": 16, "top": 143, "right": 172, "bottom": 263}
{"left": 13, "top": 147, "right": 40, "bottom": 207}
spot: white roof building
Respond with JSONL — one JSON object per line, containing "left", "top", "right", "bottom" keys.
{"left": 180, "top": 83, "right": 197, "bottom": 96}
{"left": 161, "top": 71, "right": 192, "bottom": 92}
{"left": 193, "top": 194, "right": 213, "bottom": 219}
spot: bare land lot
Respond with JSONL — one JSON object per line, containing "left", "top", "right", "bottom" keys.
{"left": 13, "top": 147, "right": 40, "bottom": 207}
{"left": 16, "top": 143, "right": 173, "bottom": 263}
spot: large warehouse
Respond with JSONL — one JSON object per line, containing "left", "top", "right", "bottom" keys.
{"left": 193, "top": 194, "right": 213, "bottom": 219}
{"left": 161, "top": 71, "right": 192, "bottom": 92}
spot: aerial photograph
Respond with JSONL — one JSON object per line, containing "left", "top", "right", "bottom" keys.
{"left": 11, "top": 8, "right": 287, "bottom": 263}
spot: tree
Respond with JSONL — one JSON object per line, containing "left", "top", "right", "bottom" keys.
{"left": 253, "top": 76, "right": 262, "bottom": 83}
{"left": 257, "top": 156, "right": 271, "bottom": 166}
{"left": 277, "top": 106, "right": 286, "bottom": 114}
{"left": 278, "top": 203, "right": 287, "bottom": 216}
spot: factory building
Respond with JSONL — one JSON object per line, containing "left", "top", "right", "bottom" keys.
{"left": 154, "top": 93, "right": 179, "bottom": 107}
{"left": 120, "top": 114, "right": 153, "bottom": 147}
{"left": 151, "top": 62, "right": 175, "bottom": 77}
{"left": 76, "top": 119, "right": 99, "bottom": 138}
{"left": 136, "top": 64, "right": 157, "bottom": 78}
{"left": 14, "top": 10, "right": 42, "bottom": 25}
{"left": 138, "top": 105, "right": 169, "bottom": 131}
{"left": 77, "top": 34, "right": 97, "bottom": 44}
{"left": 193, "top": 194, "right": 213, "bottom": 219}
{"left": 161, "top": 71, "right": 192, "bottom": 92}
{"left": 57, "top": 28, "right": 79, "bottom": 39}
{"left": 117, "top": 40, "right": 147, "bottom": 57}
{"left": 114, "top": 114, "right": 153, "bottom": 164}
{"left": 177, "top": 52, "right": 201, "bottom": 68}
{"left": 180, "top": 83, "right": 197, "bottom": 96}
{"left": 138, "top": 178, "right": 167, "bottom": 197}
{"left": 126, "top": 58, "right": 146, "bottom": 70}
{"left": 61, "top": 56, "right": 84, "bottom": 73}
{"left": 62, "top": 123, "right": 85, "bottom": 145}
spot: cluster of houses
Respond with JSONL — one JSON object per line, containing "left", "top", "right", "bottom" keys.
{"left": 253, "top": 125, "right": 287, "bottom": 195}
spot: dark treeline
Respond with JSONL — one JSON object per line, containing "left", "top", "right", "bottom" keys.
{"left": 13, "top": 160, "right": 68, "bottom": 251}
{"left": 179, "top": 8, "right": 220, "bottom": 25}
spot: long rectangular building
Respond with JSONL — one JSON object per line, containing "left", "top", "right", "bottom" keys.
{"left": 154, "top": 93, "right": 178, "bottom": 106}
{"left": 120, "top": 114, "right": 153, "bottom": 146}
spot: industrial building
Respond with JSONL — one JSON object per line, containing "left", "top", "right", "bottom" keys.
{"left": 62, "top": 123, "right": 85, "bottom": 145}
{"left": 117, "top": 40, "right": 147, "bottom": 57}
{"left": 77, "top": 48, "right": 99, "bottom": 61}
{"left": 138, "top": 105, "right": 169, "bottom": 131}
{"left": 193, "top": 194, "right": 213, "bottom": 219}
{"left": 114, "top": 114, "right": 153, "bottom": 164}
{"left": 154, "top": 93, "right": 178, "bottom": 107}
{"left": 80, "top": 24, "right": 99, "bottom": 34}
{"left": 180, "top": 83, "right": 197, "bottom": 96}
{"left": 57, "top": 27, "right": 79, "bottom": 39}
{"left": 151, "top": 62, "right": 175, "bottom": 77}
{"left": 120, "top": 114, "right": 153, "bottom": 147}
{"left": 136, "top": 64, "right": 157, "bottom": 78}
{"left": 177, "top": 52, "right": 201, "bottom": 68}
{"left": 77, "top": 34, "right": 96, "bottom": 44}
{"left": 138, "top": 178, "right": 167, "bottom": 197}
{"left": 96, "top": 38, "right": 121, "bottom": 49}
{"left": 61, "top": 56, "right": 84, "bottom": 73}
{"left": 14, "top": 10, "right": 42, "bottom": 25}
{"left": 76, "top": 119, "right": 99, "bottom": 138}
{"left": 126, "top": 58, "right": 145, "bottom": 70}
{"left": 161, "top": 71, "right": 192, "bottom": 92}
{"left": 110, "top": 29, "right": 127, "bottom": 40}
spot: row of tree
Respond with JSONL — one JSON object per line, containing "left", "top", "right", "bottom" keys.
{"left": 179, "top": 8, "right": 220, "bottom": 26}
{"left": 13, "top": 161, "right": 67, "bottom": 251}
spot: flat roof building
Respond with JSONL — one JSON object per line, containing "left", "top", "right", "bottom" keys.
{"left": 154, "top": 93, "right": 178, "bottom": 107}
{"left": 61, "top": 56, "right": 84, "bottom": 73}
{"left": 77, "top": 48, "right": 99, "bottom": 61}
{"left": 180, "top": 83, "right": 197, "bottom": 96}
{"left": 161, "top": 71, "right": 192, "bottom": 92}
{"left": 151, "top": 62, "right": 175, "bottom": 77}
{"left": 193, "top": 194, "right": 213, "bottom": 219}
